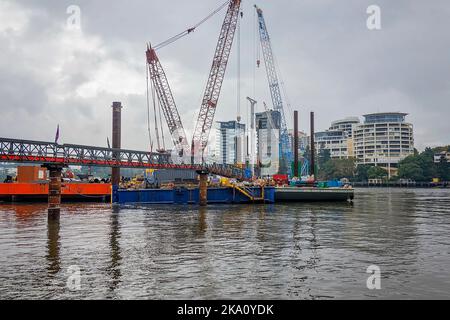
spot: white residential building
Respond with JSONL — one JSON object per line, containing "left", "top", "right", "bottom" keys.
{"left": 353, "top": 112, "right": 414, "bottom": 174}
{"left": 314, "top": 117, "right": 360, "bottom": 159}
{"left": 315, "top": 130, "right": 350, "bottom": 159}
{"left": 328, "top": 117, "right": 360, "bottom": 138}
{"left": 434, "top": 151, "right": 450, "bottom": 163}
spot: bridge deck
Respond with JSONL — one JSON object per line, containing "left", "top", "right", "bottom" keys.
{"left": 0, "top": 137, "right": 248, "bottom": 180}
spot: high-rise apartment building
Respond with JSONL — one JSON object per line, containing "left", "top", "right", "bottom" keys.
{"left": 314, "top": 117, "right": 360, "bottom": 159}
{"left": 215, "top": 121, "right": 246, "bottom": 165}
{"left": 256, "top": 110, "right": 281, "bottom": 176}
{"left": 315, "top": 130, "right": 350, "bottom": 159}
{"left": 328, "top": 117, "right": 360, "bottom": 138}
{"left": 353, "top": 112, "right": 414, "bottom": 174}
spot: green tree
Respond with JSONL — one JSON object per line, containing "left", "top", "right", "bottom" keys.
{"left": 318, "top": 149, "right": 331, "bottom": 168}
{"left": 367, "top": 166, "right": 387, "bottom": 179}
{"left": 355, "top": 164, "right": 371, "bottom": 181}
{"left": 437, "top": 157, "right": 450, "bottom": 181}
{"left": 418, "top": 148, "right": 437, "bottom": 181}
{"left": 398, "top": 162, "right": 424, "bottom": 181}
{"left": 318, "top": 158, "right": 355, "bottom": 180}
{"left": 334, "top": 158, "right": 355, "bottom": 179}
{"left": 318, "top": 160, "right": 335, "bottom": 180}
{"left": 397, "top": 148, "right": 439, "bottom": 182}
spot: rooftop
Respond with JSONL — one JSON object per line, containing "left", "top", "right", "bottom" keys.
{"left": 217, "top": 120, "right": 245, "bottom": 130}
{"left": 363, "top": 112, "right": 408, "bottom": 117}
{"left": 331, "top": 117, "right": 360, "bottom": 126}
{"left": 363, "top": 112, "right": 409, "bottom": 124}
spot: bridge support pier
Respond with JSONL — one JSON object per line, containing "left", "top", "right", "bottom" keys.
{"left": 43, "top": 164, "right": 65, "bottom": 219}
{"left": 197, "top": 170, "right": 209, "bottom": 206}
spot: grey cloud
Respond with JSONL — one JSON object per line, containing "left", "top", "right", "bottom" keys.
{"left": 0, "top": 68, "right": 48, "bottom": 115}
{"left": 1, "top": 0, "right": 449, "bottom": 151}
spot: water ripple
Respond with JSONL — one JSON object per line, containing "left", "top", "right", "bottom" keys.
{"left": 0, "top": 188, "right": 450, "bottom": 299}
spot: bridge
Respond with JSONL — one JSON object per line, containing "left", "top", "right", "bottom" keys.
{"left": 0, "top": 137, "right": 248, "bottom": 180}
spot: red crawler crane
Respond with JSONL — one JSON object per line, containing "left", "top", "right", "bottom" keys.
{"left": 146, "top": 0, "right": 241, "bottom": 163}
{"left": 191, "top": 0, "right": 242, "bottom": 163}
{"left": 146, "top": 45, "right": 190, "bottom": 157}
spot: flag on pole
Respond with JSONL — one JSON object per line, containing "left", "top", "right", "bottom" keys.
{"left": 107, "top": 137, "right": 111, "bottom": 149}
{"left": 54, "top": 124, "right": 60, "bottom": 144}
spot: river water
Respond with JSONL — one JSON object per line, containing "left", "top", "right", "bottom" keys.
{"left": 0, "top": 188, "right": 449, "bottom": 300}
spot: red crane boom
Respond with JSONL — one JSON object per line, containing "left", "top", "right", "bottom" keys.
{"left": 146, "top": 45, "right": 190, "bottom": 157}
{"left": 191, "top": 0, "right": 242, "bottom": 162}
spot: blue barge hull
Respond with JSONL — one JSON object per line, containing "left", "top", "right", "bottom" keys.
{"left": 116, "top": 187, "right": 275, "bottom": 205}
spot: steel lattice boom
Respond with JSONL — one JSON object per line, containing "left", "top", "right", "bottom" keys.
{"left": 146, "top": 46, "right": 190, "bottom": 157}
{"left": 255, "top": 5, "right": 292, "bottom": 174}
{"left": 255, "top": 5, "right": 286, "bottom": 128}
{"left": 191, "top": 0, "right": 242, "bottom": 160}
{"left": 0, "top": 137, "right": 247, "bottom": 180}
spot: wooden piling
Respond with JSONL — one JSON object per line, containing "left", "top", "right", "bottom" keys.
{"left": 294, "top": 110, "right": 299, "bottom": 177}
{"left": 310, "top": 112, "right": 315, "bottom": 178}
{"left": 111, "top": 102, "right": 122, "bottom": 188}
{"left": 44, "top": 164, "right": 64, "bottom": 219}
{"left": 197, "top": 170, "right": 209, "bottom": 206}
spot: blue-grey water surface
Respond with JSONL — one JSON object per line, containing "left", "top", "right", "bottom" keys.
{"left": 0, "top": 188, "right": 449, "bottom": 299}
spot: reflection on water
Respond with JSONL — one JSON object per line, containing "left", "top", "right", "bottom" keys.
{"left": 107, "top": 206, "right": 121, "bottom": 295}
{"left": 46, "top": 217, "right": 60, "bottom": 275}
{"left": 0, "top": 188, "right": 449, "bottom": 299}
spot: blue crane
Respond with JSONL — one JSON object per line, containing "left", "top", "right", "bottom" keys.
{"left": 255, "top": 5, "right": 293, "bottom": 175}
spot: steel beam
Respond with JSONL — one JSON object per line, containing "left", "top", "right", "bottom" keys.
{"left": 0, "top": 137, "right": 248, "bottom": 180}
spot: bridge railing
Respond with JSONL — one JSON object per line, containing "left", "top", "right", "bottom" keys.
{"left": 0, "top": 137, "right": 248, "bottom": 180}
{"left": 0, "top": 137, "right": 171, "bottom": 167}
{"left": 203, "top": 163, "right": 248, "bottom": 181}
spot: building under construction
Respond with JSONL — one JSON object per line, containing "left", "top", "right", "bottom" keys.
{"left": 256, "top": 110, "right": 281, "bottom": 177}
{"left": 215, "top": 121, "right": 246, "bottom": 166}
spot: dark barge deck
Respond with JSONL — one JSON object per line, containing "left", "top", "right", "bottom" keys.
{"left": 275, "top": 187, "right": 354, "bottom": 202}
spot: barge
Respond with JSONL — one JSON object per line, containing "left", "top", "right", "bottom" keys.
{"left": 115, "top": 185, "right": 354, "bottom": 205}
{"left": 115, "top": 186, "right": 275, "bottom": 205}
{"left": 275, "top": 187, "right": 354, "bottom": 202}
{"left": 0, "top": 182, "right": 111, "bottom": 202}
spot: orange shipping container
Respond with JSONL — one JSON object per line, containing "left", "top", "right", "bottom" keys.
{"left": 17, "top": 166, "right": 47, "bottom": 183}
{"left": 0, "top": 182, "right": 111, "bottom": 197}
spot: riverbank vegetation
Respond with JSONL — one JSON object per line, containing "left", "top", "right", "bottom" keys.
{"left": 317, "top": 146, "right": 450, "bottom": 182}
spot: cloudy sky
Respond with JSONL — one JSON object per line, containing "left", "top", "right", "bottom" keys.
{"left": 1, "top": 0, "right": 449, "bottom": 151}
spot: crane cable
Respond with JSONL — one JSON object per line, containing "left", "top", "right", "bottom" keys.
{"left": 274, "top": 51, "right": 294, "bottom": 129}
{"left": 157, "top": 94, "right": 166, "bottom": 151}
{"left": 145, "top": 61, "right": 154, "bottom": 152}
{"left": 153, "top": 0, "right": 230, "bottom": 50}
{"left": 236, "top": 9, "right": 241, "bottom": 123}
{"left": 253, "top": 7, "right": 257, "bottom": 98}
{"left": 255, "top": 9, "right": 261, "bottom": 69}
{"left": 149, "top": 70, "right": 162, "bottom": 151}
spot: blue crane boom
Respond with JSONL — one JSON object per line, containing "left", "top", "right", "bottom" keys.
{"left": 255, "top": 5, "right": 292, "bottom": 175}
